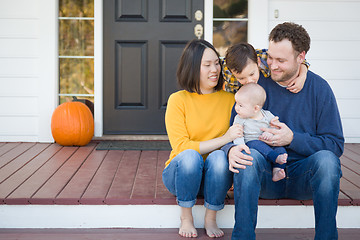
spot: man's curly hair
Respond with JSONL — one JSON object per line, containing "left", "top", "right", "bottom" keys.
{"left": 269, "top": 22, "right": 310, "bottom": 54}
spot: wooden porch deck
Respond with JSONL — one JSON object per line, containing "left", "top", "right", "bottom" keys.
{"left": 0, "top": 141, "right": 359, "bottom": 206}
{"left": 1, "top": 142, "right": 360, "bottom": 239}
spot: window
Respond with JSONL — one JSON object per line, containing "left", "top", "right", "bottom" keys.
{"left": 213, "top": 0, "right": 248, "bottom": 56}
{"left": 58, "top": 0, "right": 94, "bottom": 105}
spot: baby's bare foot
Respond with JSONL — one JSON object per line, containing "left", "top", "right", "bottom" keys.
{"left": 275, "top": 153, "right": 288, "bottom": 165}
{"left": 204, "top": 209, "right": 224, "bottom": 238}
{"left": 272, "top": 168, "right": 286, "bottom": 182}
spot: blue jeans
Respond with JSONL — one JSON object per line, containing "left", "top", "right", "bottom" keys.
{"left": 232, "top": 149, "right": 342, "bottom": 240}
{"left": 162, "top": 149, "right": 233, "bottom": 211}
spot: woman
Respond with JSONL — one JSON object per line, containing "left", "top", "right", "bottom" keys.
{"left": 162, "top": 39, "right": 242, "bottom": 238}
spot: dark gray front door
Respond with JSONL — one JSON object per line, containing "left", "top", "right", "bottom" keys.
{"left": 103, "top": 0, "right": 204, "bottom": 134}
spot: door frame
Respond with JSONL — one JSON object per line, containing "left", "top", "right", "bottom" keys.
{"left": 93, "top": 0, "right": 268, "bottom": 137}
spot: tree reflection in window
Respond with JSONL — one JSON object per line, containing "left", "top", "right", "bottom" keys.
{"left": 59, "top": 0, "right": 94, "bottom": 105}
{"left": 213, "top": 0, "right": 248, "bottom": 56}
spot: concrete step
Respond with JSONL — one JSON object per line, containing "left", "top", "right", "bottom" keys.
{"left": 1, "top": 204, "right": 359, "bottom": 229}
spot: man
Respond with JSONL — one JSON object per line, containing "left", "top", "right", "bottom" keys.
{"left": 223, "top": 22, "right": 344, "bottom": 240}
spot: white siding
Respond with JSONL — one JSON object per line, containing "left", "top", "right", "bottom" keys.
{"left": 267, "top": 0, "right": 360, "bottom": 143}
{"left": 0, "top": 0, "right": 57, "bottom": 142}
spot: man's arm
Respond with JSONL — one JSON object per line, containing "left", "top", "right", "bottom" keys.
{"left": 260, "top": 79, "right": 344, "bottom": 158}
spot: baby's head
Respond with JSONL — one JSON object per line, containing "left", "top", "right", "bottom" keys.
{"left": 234, "top": 83, "right": 266, "bottom": 119}
{"left": 225, "top": 43, "right": 260, "bottom": 85}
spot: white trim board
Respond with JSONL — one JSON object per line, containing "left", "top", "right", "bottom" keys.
{"left": 94, "top": 0, "right": 103, "bottom": 137}
{"left": 0, "top": 205, "right": 359, "bottom": 229}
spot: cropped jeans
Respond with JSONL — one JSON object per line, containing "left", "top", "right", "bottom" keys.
{"left": 162, "top": 149, "right": 233, "bottom": 211}
{"left": 232, "top": 149, "right": 342, "bottom": 240}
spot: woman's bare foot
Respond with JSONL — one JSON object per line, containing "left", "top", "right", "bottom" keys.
{"left": 275, "top": 153, "right": 288, "bottom": 165}
{"left": 272, "top": 168, "right": 286, "bottom": 182}
{"left": 179, "top": 207, "right": 198, "bottom": 238}
{"left": 204, "top": 209, "right": 224, "bottom": 238}
{"left": 275, "top": 153, "right": 288, "bottom": 164}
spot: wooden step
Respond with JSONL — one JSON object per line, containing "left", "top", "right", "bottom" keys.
{"left": 0, "top": 228, "right": 359, "bottom": 240}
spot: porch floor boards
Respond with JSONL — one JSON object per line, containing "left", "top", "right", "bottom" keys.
{"left": 0, "top": 142, "right": 359, "bottom": 206}
{"left": 0, "top": 228, "right": 359, "bottom": 240}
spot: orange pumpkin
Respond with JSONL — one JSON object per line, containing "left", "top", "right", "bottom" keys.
{"left": 51, "top": 102, "right": 94, "bottom": 146}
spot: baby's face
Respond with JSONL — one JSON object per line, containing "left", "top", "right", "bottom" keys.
{"left": 234, "top": 93, "right": 257, "bottom": 119}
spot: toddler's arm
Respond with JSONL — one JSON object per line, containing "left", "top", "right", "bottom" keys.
{"left": 286, "top": 63, "right": 308, "bottom": 93}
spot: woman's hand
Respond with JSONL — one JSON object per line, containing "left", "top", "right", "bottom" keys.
{"left": 228, "top": 144, "right": 253, "bottom": 173}
{"left": 199, "top": 124, "right": 243, "bottom": 155}
{"left": 224, "top": 124, "right": 243, "bottom": 142}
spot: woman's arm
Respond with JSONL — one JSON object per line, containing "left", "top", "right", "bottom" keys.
{"left": 199, "top": 124, "right": 242, "bottom": 155}
{"left": 166, "top": 92, "right": 242, "bottom": 156}
{"left": 165, "top": 93, "right": 200, "bottom": 153}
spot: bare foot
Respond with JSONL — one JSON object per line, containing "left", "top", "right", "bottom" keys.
{"left": 272, "top": 168, "right": 286, "bottom": 182}
{"left": 204, "top": 209, "right": 224, "bottom": 238}
{"left": 179, "top": 207, "right": 198, "bottom": 238}
{"left": 275, "top": 153, "right": 288, "bottom": 165}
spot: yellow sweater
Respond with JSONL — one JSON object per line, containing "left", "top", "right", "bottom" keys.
{"left": 165, "top": 90, "right": 235, "bottom": 167}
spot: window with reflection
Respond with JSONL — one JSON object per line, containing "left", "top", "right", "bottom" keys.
{"left": 213, "top": 0, "right": 248, "bottom": 56}
{"left": 58, "top": 0, "right": 94, "bottom": 105}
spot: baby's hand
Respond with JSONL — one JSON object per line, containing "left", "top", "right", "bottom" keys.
{"left": 270, "top": 116, "right": 280, "bottom": 129}
{"left": 260, "top": 131, "right": 273, "bottom": 141}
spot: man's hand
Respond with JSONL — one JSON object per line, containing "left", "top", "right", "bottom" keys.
{"left": 260, "top": 119, "right": 293, "bottom": 147}
{"left": 228, "top": 144, "right": 253, "bottom": 173}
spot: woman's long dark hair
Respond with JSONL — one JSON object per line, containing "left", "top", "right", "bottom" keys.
{"left": 177, "top": 39, "right": 224, "bottom": 94}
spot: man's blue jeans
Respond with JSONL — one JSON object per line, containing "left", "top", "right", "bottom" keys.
{"left": 232, "top": 149, "right": 342, "bottom": 240}
{"left": 162, "top": 149, "right": 233, "bottom": 210}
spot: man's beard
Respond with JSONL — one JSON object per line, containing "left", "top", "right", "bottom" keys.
{"left": 271, "top": 66, "right": 300, "bottom": 84}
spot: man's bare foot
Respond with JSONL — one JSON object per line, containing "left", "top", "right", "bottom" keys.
{"left": 272, "top": 168, "right": 286, "bottom": 182}
{"left": 275, "top": 153, "right": 288, "bottom": 165}
{"left": 179, "top": 207, "right": 198, "bottom": 238}
{"left": 204, "top": 209, "right": 224, "bottom": 238}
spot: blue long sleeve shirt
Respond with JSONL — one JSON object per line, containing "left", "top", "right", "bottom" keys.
{"left": 223, "top": 71, "right": 344, "bottom": 160}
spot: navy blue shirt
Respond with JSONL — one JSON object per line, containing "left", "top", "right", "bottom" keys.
{"left": 223, "top": 71, "right": 344, "bottom": 161}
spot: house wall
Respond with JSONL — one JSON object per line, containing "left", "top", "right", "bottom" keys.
{"left": 0, "top": 0, "right": 57, "bottom": 142}
{"left": 1, "top": 0, "right": 359, "bottom": 143}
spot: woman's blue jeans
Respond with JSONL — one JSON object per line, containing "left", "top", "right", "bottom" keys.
{"left": 162, "top": 149, "right": 233, "bottom": 211}
{"left": 232, "top": 149, "right": 342, "bottom": 240}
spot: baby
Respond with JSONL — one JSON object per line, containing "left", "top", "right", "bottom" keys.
{"left": 233, "top": 83, "right": 287, "bottom": 181}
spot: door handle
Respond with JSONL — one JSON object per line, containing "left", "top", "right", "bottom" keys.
{"left": 194, "top": 24, "right": 203, "bottom": 39}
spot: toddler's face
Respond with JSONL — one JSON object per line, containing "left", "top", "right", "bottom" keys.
{"left": 230, "top": 61, "right": 259, "bottom": 86}
{"left": 234, "top": 93, "right": 257, "bottom": 119}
